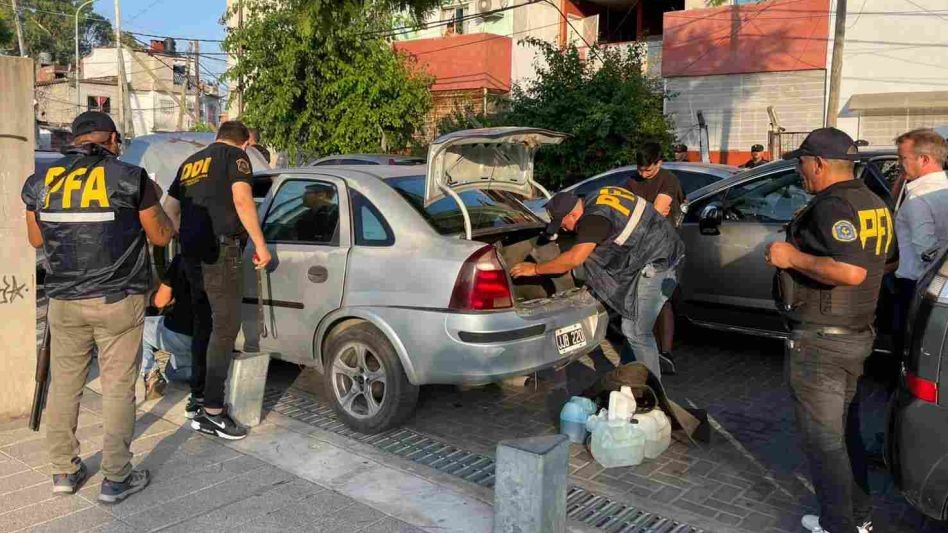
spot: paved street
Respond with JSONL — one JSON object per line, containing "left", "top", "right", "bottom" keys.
{"left": 277, "top": 325, "right": 948, "bottom": 533}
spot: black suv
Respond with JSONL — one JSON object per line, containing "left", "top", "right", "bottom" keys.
{"left": 887, "top": 247, "right": 948, "bottom": 519}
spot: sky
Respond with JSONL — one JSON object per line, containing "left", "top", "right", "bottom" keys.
{"left": 92, "top": 0, "right": 229, "bottom": 89}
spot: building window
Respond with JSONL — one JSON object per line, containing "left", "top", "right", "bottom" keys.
{"left": 87, "top": 96, "right": 110, "bottom": 113}
{"left": 443, "top": 4, "right": 467, "bottom": 35}
{"left": 173, "top": 64, "right": 187, "bottom": 86}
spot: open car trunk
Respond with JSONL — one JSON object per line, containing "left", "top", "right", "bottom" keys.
{"left": 474, "top": 227, "right": 577, "bottom": 302}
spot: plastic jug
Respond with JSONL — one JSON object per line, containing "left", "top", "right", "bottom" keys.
{"left": 633, "top": 409, "right": 672, "bottom": 459}
{"left": 590, "top": 419, "right": 645, "bottom": 468}
{"left": 607, "top": 386, "right": 637, "bottom": 422}
{"left": 586, "top": 408, "right": 609, "bottom": 434}
{"left": 559, "top": 397, "right": 597, "bottom": 444}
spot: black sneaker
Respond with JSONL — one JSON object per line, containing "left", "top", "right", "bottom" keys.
{"left": 185, "top": 396, "right": 204, "bottom": 420}
{"left": 98, "top": 469, "right": 150, "bottom": 504}
{"left": 659, "top": 352, "right": 677, "bottom": 375}
{"left": 52, "top": 458, "right": 87, "bottom": 494}
{"left": 191, "top": 409, "right": 247, "bottom": 440}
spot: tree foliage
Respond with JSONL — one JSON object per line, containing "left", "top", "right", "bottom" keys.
{"left": 0, "top": 1, "right": 117, "bottom": 64}
{"left": 223, "top": 0, "right": 434, "bottom": 160}
{"left": 440, "top": 39, "right": 676, "bottom": 190}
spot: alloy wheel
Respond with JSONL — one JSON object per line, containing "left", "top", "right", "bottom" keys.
{"left": 330, "top": 341, "right": 387, "bottom": 419}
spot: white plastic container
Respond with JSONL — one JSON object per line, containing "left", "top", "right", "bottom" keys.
{"left": 633, "top": 409, "right": 672, "bottom": 459}
{"left": 590, "top": 419, "right": 645, "bottom": 468}
{"left": 607, "top": 386, "right": 636, "bottom": 422}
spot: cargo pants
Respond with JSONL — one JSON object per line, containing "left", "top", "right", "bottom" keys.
{"left": 46, "top": 294, "right": 145, "bottom": 482}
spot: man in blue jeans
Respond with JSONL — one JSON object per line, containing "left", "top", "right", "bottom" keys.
{"left": 511, "top": 187, "right": 684, "bottom": 379}
{"left": 141, "top": 254, "right": 203, "bottom": 399}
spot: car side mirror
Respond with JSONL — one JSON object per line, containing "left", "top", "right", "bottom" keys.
{"left": 699, "top": 202, "right": 723, "bottom": 235}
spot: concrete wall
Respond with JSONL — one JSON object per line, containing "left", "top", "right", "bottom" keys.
{"left": 82, "top": 48, "right": 191, "bottom": 94}
{"left": 666, "top": 70, "right": 826, "bottom": 164}
{"left": 858, "top": 113, "right": 948, "bottom": 147}
{"left": 511, "top": 1, "right": 561, "bottom": 88}
{"left": 34, "top": 82, "right": 193, "bottom": 136}
{"left": 397, "top": 0, "right": 515, "bottom": 41}
{"left": 0, "top": 56, "right": 39, "bottom": 422}
{"left": 662, "top": 0, "right": 830, "bottom": 78}
{"left": 827, "top": 0, "right": 948, "bottom": 145}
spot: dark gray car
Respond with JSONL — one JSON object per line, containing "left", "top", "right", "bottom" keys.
{"left": 678, "top": 152, "right": 900, "bottom": 337}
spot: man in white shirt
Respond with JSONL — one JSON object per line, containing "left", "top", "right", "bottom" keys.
{"left": 893, "top": 128, "right": 948, "bottom": 354}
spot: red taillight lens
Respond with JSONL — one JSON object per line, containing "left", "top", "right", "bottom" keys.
{"left": 450, "top": 246, "right": 513, "bottom": 311}
{"left": 905, "top": 370, "right": 938, "bottom": 403}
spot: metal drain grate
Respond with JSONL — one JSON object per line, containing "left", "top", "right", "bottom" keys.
{"left": 263, "top": 388, "right": 704, "bottom": 533}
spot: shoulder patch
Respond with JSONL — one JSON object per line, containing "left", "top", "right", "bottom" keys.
{"left": 832, "top": 220, "right": 858, "bottom": 242}
{"left": 236, "top": 158, "right": 251, "bottom": 174}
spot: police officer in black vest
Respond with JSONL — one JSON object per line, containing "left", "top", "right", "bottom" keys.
{"left": 22, "top": 112, "right": 176, "bottom": 503}
{"left": 511, "top": 185, "right": 684, "bottom": 380}
{"left": 766, "top": 128, "right": 892, "bottom": 533}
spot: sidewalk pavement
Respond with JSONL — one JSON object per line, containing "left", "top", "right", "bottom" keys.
{"left": 0, "top": 375, "right": 492, "bottom": 533}
{"left": 1, "top": 373, "right": 599, "bottom": 533}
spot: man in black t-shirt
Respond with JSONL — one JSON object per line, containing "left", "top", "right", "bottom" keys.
{"left": 141, "top": 255, "right": 210, "bottom": 398}
{"left": 765, "top": 128, "right": 891, "bottom": 533}
{"left": 625, "top": 142, "right": 686, "bottom": 373}
{"left": 164, "top": 121, "right": 271, "bottom": 440}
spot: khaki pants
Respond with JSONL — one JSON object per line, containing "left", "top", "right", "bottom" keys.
{"left": 46, "top": 294, "right": 144, "bottom": 482}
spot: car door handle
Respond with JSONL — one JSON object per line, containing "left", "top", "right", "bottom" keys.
{"left": 307, "top": 266, "right": 328, "bottom": 283}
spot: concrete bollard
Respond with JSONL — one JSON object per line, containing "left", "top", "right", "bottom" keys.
{"left": 224, "top": 351, "right": 271, "bottom": 427}
{"left": 493, "top": 434, "right": 569, "bottom": 533}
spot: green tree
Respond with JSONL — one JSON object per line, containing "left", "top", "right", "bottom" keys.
{"left": 0, "top": 1, "right": 118, "bottom": 64}
{"left": 439, "top": 39, "right": 676, "bottom": 190}
{"left": 223, "top": 0, "right": 433, "bottom": 159}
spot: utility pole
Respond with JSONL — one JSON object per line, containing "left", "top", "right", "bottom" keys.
{"left": 237, "top": 0, "right": 243, "bottom": 117}
{"left": 177, "top": 41, "right": 191, "bottom": 130}
{"left": 10, "top": 0, "right": 28, "bottom": 57}
{"left": 75, "top": 0, "right": 95, "bottom": 113}
{"left": 825, "top": 0, "right": 847, "bottom": 127}
{"left": 114, "top": 0, "right": 132, "bottom": 137}
{"left": 192, "top": 40, "right": 201, "bottom": 124}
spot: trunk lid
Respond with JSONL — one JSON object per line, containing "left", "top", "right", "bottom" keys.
{"left": 424, "top": 127, "right": 567, "bottom": 206}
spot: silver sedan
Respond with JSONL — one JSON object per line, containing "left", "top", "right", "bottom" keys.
{"left": 238, "top": 128, "right": 608, "bottom": 433}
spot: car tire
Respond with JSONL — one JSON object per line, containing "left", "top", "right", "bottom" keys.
{"left": 323, "top": 322, "right": 419, "bottom": 434}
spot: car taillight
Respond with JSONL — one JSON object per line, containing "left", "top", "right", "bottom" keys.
{"left": 450, "top": 246, "right": 513, "bottom": 311}
{"left": 905, "top": 369, "right": 938, "bottom": 403}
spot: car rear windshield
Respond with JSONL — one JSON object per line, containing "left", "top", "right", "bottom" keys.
{"left": 387, "top": 176, "right": 542, "bottom": 235}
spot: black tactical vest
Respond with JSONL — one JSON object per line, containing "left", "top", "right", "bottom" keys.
{"left": 775, "top": 181, "right": 890, "bottom": 328}
{"left": 27, "top": 145, "right": 151, "bottom": 300}
{"left": 582, "top": 186, "right": 685, "bottom": 319}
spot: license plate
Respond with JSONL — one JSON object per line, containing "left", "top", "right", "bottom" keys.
{"left": 555, "top": 323, "right": 587, "bottom": 355}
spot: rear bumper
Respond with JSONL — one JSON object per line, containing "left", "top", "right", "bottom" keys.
{"left": 365, "top": 289, "right": 608, "bottom": 385}
{"left": 887, "top": 387, "right": 948, "bottom": 520}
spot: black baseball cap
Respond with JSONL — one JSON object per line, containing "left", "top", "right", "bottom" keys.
{"left": 674, "top": 144, "right": 688, "bottom": 152}
{"left": 71, "top": 111, "right": 117, "bottom": 137}
{"left": 543, "top": 191, "right": 580, "bottom": 237}
{"left": 783, "top": 127, "right": 859, "bottom": 161}
{"left": 751, "top": 144, "right": 764, "bottom": 152}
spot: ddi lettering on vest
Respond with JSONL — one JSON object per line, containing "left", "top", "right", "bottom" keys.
{"left": 22, "top": 145, "right": 151, "bottom": 300}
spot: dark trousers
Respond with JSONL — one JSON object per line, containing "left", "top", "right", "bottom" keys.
{"left": 892, "top": 277, "right": 917, "bottom": 358}
{"left": 184, "top": 241, "right": 243, "bottom": 410}
{"left": 787, "top": 327, "right": 873, "bottom": 532}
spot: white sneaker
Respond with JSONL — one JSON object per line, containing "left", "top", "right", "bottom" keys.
{"left": 801, "top": 515, "right": 872, "bottom": 533}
